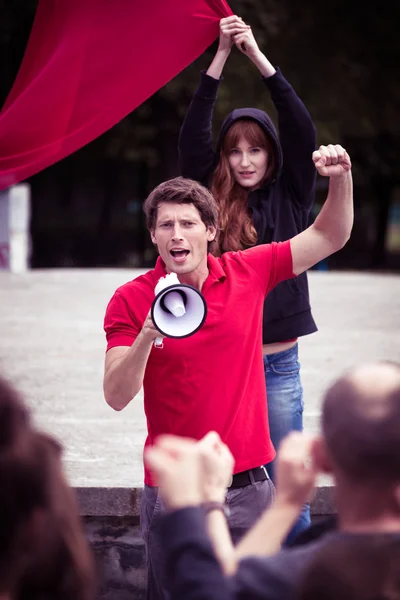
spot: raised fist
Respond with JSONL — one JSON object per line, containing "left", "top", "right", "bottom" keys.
{"left": 312, "top": 144, "right": 352, "bottom": 177}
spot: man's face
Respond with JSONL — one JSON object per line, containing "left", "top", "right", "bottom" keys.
{"left": 150, "top": 202, "right": 216, "bottom": 277}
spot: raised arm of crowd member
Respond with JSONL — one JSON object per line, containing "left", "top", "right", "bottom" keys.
{"left": 103, "top": 310, "right": 162, "bottom": 410}
{"left": 194, "top": 432, "right": 318, "bottom": 576}
{"left": 144, "top": 431, "right": 317, "bottom": 600}
{"left": 290, "top": 144, "right": 353, "bottom": 275}
{"left": 199, "top": 432, "right": 316, "bottom": 574}
{"left": 145, "top": 432, "right": 235, "bottom": 600}
{"left": 233, "top": 433, "right": 317, "bottom": 566}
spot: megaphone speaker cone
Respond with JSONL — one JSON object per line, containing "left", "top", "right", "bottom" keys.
{"left": 151, "top": 284, "right": 207, "bottom": 339}
{"left": 161, "top": 290, "right": 186, "bottom": 318}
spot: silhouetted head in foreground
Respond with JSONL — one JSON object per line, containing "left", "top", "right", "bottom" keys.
{"left": 312, "top": 362, "right": 400, "bottom": 531}
{"left": 0, "top": 375, "right": 95, "bottom": 600}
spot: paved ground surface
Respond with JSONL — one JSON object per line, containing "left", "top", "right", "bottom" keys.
{"left": 0, "top": 269, "right": 399, "bottom": 490}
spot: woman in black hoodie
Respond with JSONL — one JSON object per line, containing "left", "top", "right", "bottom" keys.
{"left": 178, "top": 15, "right": 317, "bottom": 539}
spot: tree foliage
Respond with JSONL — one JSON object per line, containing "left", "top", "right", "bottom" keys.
{"left": 1, "top": 0, "right": 399, "bottom": 168}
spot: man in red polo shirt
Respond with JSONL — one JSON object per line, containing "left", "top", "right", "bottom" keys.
{"left": 103, "top": 144, "right": 353, "bottom": 600}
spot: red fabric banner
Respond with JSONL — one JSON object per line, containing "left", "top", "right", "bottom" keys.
{"left": 0, "top": 0, "right": 232, "bottom": 190}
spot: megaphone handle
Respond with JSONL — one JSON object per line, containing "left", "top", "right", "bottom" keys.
{"left": 154, "top": 336, "right": 164, "bottom": 349}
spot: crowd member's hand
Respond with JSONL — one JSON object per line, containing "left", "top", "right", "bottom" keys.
{"left": 218, "top": 15, "right": 249, "bottom": 53}
{"left": 144, "top": 431, "right": 234, "bottom": 510}
{"left": 312, "top": 144, "right": 352, "bottom": 178}
{"left": 274, "top": 432, "right": 318, "bottom": 508}
{"left": 145, "top": 435, "right": 203, "bottom": 510}
{"left": 196, "top": 431, "right": 234, "bottom": 503}
{"left": 232, "top": 25, "right": 261, "bottom": 60}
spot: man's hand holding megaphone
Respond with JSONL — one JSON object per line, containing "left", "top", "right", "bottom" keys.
{"left": 139, "top": 310, "right": 164, "bottom": 347}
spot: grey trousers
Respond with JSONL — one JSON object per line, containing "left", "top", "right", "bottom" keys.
{"left": 140, "top": 477, "right": 275, "bottom": 600}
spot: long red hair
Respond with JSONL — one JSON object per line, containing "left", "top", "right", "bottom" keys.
{"left": 211, "top": 119, "right": 276, "bottom": 255}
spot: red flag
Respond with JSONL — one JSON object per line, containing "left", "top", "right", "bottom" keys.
{"left": 0, "top": 0, "right": 232, "bottom": 190}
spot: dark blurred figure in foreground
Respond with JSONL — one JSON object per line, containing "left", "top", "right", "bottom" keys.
{"left": 0, "top": 375, "right": 95, "bottom": 600}
{"left": 297, "top": 535, "right": 400, "bottom": 600}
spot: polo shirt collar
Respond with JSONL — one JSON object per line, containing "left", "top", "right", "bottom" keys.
{"left": 206, "top": 254, "right": 226, "bottom": 283}
{"left": 154, "top": 257, "right": 167, "bottom": 280}
{"left": 152, "top": 254, "right": 226, "bottom": 290}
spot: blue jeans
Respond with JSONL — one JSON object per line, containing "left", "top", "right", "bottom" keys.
{"left": 263, "top": 343, "right": 311, "bottom": 541}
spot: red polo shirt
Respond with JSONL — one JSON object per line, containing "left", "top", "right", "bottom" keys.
{"left": 104, "top": 241, "right": 294, "bottom": 485}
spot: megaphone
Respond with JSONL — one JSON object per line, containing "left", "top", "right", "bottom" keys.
{"left": 151, "top": 273, "right": 207, "bottom": 348}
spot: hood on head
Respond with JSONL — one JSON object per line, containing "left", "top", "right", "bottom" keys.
{"left": 215, "top": 108, "right": 283, "bottom": 181}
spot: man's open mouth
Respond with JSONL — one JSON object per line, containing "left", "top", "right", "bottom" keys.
{"left": 170, "top": 249, "right": 190, "bottom": 258}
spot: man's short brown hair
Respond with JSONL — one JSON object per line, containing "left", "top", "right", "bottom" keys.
{"left": 143, "top": 177, "right": 219, "bottom": 252}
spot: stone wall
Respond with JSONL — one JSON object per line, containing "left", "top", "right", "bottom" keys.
{"left": 81, "top": 485, "right": 335, "bottom": 600}
{"left": 86, "top": 516, "right": 146, "bottom": 600}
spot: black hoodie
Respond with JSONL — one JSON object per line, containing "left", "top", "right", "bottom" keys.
{"left": 178, "top": 69, "right": 317, "bottom": 344}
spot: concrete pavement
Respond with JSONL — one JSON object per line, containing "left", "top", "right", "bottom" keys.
{"left": 0, "top": 268, "right": 399, "bottom": 512}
